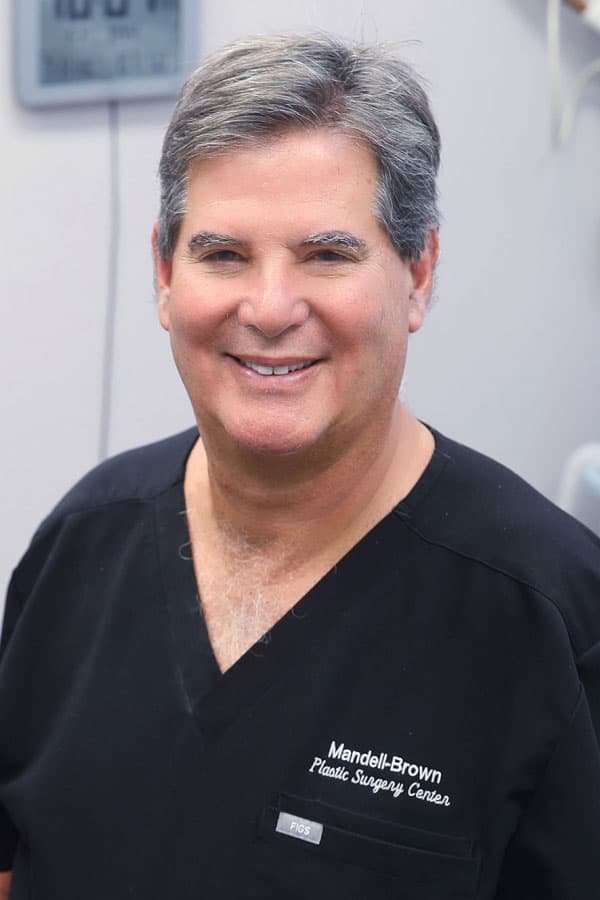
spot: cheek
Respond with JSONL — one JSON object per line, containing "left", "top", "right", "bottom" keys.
{"left": 330, "top": 283, "right": 400, "bottom": 351}
{"left": 327, "top": 280, "right": 382, "bottom": 332}
{"left": 167, "top": 280, "right": 226, "bottom": 340}
{"left": 334, "top": 283, "right": 409, "bottom": 388}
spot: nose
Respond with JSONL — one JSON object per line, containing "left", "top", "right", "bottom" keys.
{"left": 237, "top": 266, "right": 310, "bottom": 338}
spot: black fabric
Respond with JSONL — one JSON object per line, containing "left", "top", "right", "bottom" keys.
{"left": 1, "top": 426, "right": 600, "bottom": 898}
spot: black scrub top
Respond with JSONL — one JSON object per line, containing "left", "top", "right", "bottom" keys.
{"left": 1, "top": 427, "right": 600, "bottom": 899}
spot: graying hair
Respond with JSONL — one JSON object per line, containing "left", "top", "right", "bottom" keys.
{"left": 157, "top": 33, "right": 440, "bottom": 262}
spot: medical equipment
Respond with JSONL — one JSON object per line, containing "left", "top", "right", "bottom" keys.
{"left": 559, "top": 444, "right": 600, "bottom": 537}
{"left": 548, "top": 0, "right": 600, "bottom": 145}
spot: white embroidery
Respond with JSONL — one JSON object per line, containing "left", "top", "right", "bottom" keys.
{"left": 308, "top": 738, "right": 452, "bottom": 808}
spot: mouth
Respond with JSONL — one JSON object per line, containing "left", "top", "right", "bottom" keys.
{"left": 232, "top": 357, "right": 318, "bottom": 376}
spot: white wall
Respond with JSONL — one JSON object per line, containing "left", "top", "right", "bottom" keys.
{"left": 2, "top": 0, "right": 600, "bottom": 613}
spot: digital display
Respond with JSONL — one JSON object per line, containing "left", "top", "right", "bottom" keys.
{"left": 40, "top": 0, "right": 181, "bottom": 85}
{"left": 16, "top": 0, "right": 198, "bottom": 106}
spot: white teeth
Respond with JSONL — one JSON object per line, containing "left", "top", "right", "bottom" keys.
{"left": 240, "top": 359, "right": 312, "bottom": 376}
{"left": 252, "top": 363, "right": 276, "bottom": 375}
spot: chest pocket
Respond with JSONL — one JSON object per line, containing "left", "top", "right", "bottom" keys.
{"left": 252, "top": 793, "right": 480, "bottom": 900}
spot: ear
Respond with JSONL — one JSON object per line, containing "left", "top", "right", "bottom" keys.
{"left": 151, "top": 222, "right": 173, "bottom": 332}
{"left": 407, "top": 227, "right": 439, "bottom": 333}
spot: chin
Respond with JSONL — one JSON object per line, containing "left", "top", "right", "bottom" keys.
{"left": 227, "top": 421, "right": 324, "bottom": 458}
{"left": 233, "top": 435, "right": 316, "bottom": 458}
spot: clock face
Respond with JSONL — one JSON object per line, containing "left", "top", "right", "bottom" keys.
{"left": 16, "top": 0, "right": 199, "bottom": 106}
{"left": 40, "top": 0, "right": 181, "bottom": 85}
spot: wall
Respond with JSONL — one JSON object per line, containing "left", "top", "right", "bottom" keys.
{"left": 2, "top": 0, "right": 599, "bottom": 615}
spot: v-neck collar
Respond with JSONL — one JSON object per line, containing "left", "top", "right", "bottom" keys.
{"left": 154, "top": 427, "right": 449, "bottom": 744}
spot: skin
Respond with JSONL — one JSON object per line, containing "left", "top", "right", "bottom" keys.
{"left": 153, "top": 127, "right": 439, "bottom": 670}
{"left": 0, "top": 872, "right": 10, "bottom": 898}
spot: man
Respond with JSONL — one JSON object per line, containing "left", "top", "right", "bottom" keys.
{"left": 1, "top": 33, "right": 600, "bottom": 899}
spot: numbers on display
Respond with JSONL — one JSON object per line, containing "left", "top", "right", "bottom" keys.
{"left": 53, "top": 1, "right": 170, "bottom": 19}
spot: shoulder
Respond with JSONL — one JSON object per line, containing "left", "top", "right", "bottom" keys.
{"left": 4, "top": 427, "right": 198, "bottom": 647}
{"left": 32, "top": 426, "right": 198, "bottom": 540}
{"left": 402, "top": 428, "right": 600, "bottom": 655}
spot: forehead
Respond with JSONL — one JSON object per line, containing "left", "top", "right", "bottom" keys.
{"left": 182, "top": 129, "right": 382, "bottom": 238}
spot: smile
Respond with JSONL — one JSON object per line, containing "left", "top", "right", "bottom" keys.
{"left": 236, "top": 358, "right": 315, "bottom": 376}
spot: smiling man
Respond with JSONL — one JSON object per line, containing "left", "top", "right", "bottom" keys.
{"left": 1, "top": 33, "right": 600, "bottom": 900}
{"left": 152, "top": 124, "right": 436, "bottom": 672}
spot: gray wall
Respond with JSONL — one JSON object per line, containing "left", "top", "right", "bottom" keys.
{"left": 2, "top": 0, "right": 599, "bottom": 615}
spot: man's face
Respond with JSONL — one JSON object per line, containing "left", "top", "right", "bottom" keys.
{"left": 154, "top": 128, "right": 435, "bottom": 459}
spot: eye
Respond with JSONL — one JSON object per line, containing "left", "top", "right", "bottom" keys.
{"left": 203, "top": 249, "right": 244, "bottom": 263}
{"left": 307, "top": 249, "right": 349, "bottom": 263}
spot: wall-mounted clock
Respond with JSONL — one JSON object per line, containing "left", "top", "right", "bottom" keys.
{"left": 15, "top": 0, "right": 199, "bottom": 108}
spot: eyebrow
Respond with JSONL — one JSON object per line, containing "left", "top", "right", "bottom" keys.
{"left": 302, "top": 232, "right": 367, "bottom": 254}
{"left": 187, "top": 229, "right": 368, "bottom": 255}
{"left": 187, "top": 232, "right": 246, "bottom": 253}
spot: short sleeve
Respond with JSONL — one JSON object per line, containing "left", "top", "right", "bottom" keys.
{"left": 578, "top": 640, "right": 600, "bottom": 744}
{"left": 0, "top": 807, "right": 17, "bottom": 872}
{"left": 495, "top": 684, "right": 600, "bottom": 899}
{"left": 0, "top": 573, "right": 26, "bottom": 872}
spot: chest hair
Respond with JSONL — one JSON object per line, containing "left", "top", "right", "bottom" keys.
{"left": 192, "top": 525, "right": 310, "bottom": 672}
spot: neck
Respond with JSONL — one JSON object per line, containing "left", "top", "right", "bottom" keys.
{"left": 185, "top": 402, "right": 434, "bottom": 563}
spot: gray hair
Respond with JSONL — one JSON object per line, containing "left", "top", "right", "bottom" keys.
{"left": 157, "top": 33, "right": 440, "bottom": 262}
